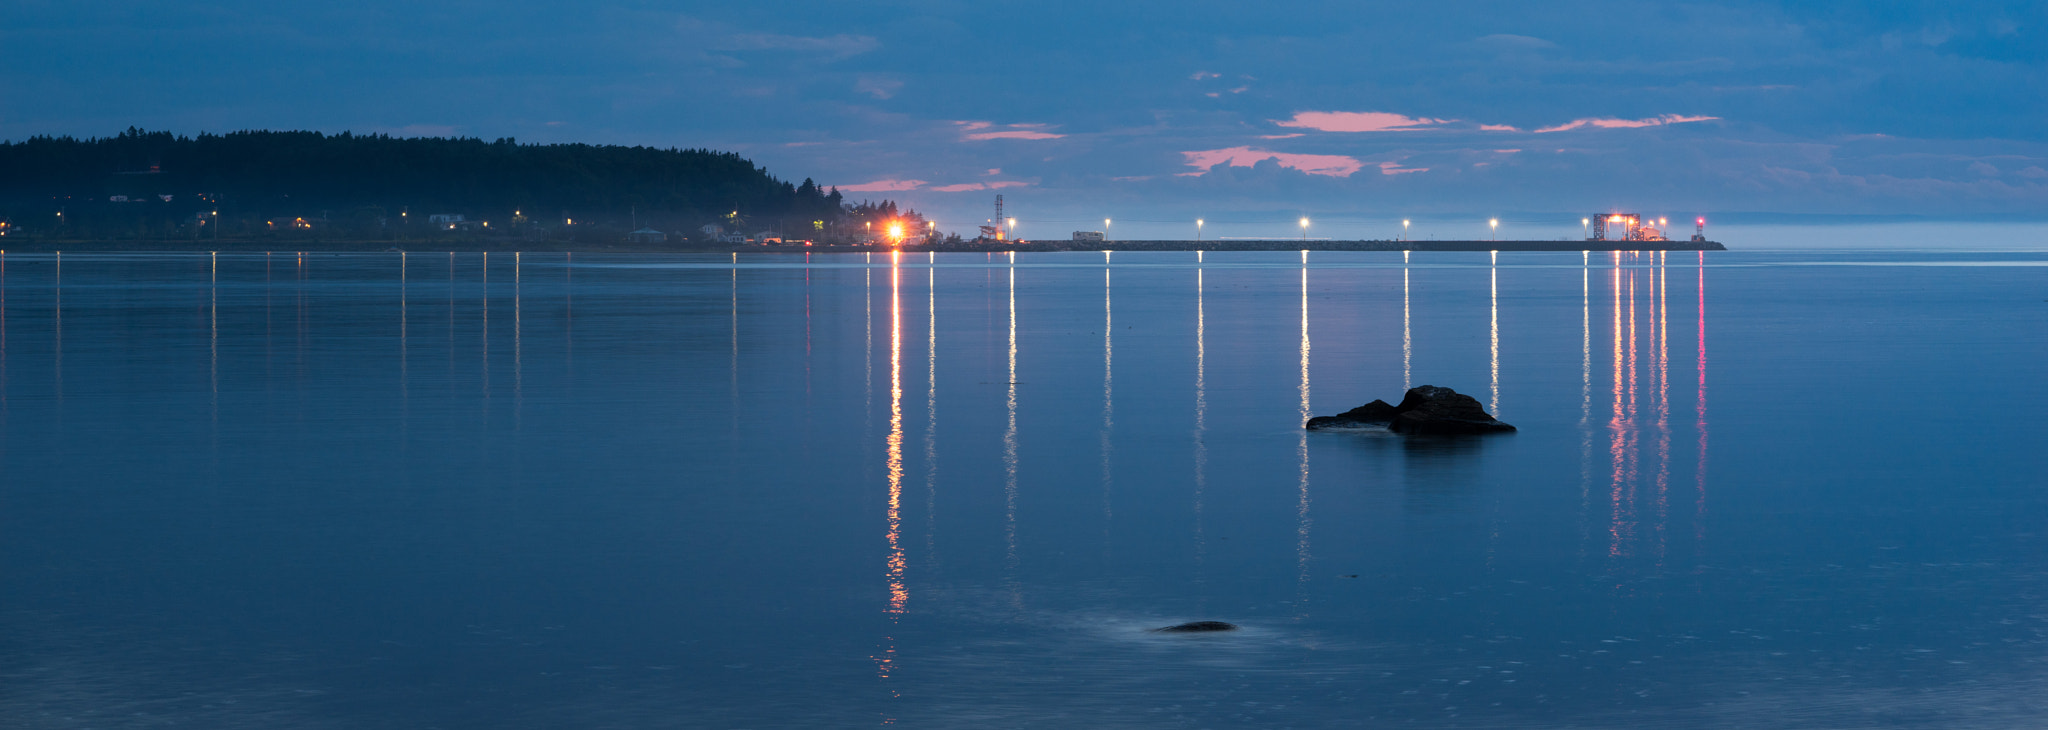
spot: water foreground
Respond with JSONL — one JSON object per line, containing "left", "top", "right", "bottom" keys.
{"left": 1, "top": 249, "right": 2044, "bottom": 728}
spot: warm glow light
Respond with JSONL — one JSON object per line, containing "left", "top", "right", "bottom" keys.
{"left": 1300, "top": 217, "right": 1310, "bottom": 228}
{"left": 1609, "top": 215, "right": 1622, "bottom": 223}
{"left": 888, "top": 223, "right": 904, "bottom": 240}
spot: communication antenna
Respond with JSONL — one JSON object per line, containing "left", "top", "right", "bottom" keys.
{"left": 993, "top": 195, "right": 1004, "bottom": 228}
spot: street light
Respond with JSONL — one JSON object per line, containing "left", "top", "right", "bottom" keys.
{"left": 1582, "top": 217, "right": 1591, "bottom": 240}
{"left": 1300, "top": 217, "right": 1310, "bottom": 241}
{"left": 1007, "top": 218, "right": 1017, "bottom": 238}
{"left": 1490, "top": 218, "right": 1499, "bottom": 241}
{"left": 1104, "top": 218, "right": 1111, "bottom": 242}
{"left": 1402, "top": 219, "right": 1410, "bottom": 241}
{"left": 1196, "top": 218, "right": 1203, "bottom": 241}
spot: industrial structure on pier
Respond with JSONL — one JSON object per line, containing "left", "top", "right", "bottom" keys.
{"left": 1588, "top": 214, "right": 1709, "bottom": 243}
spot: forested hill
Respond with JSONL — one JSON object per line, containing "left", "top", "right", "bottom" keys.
{"left": 0, "top": 128, "right": 909, "bottom": 242}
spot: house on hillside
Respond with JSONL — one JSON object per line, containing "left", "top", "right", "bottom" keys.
{"left": 429, "top": 214, "right": 478, "bottom": 231}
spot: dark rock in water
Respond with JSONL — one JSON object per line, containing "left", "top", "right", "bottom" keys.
{"left": 1389, "top": 385, "right": 1515, "bottom": 434}
{"left": 1305, "top": 385, "right": 1514, "bottom": 435}
{"left": 1153, "top": 621, "right": 1239, "bottom": 633}
{"left": 1304, "top": 399, "right": 1399, "bottom": 430}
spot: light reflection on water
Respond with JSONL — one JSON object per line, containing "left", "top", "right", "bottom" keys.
{"left": 2, "top": 250, "right": 2046, "bottom": 728}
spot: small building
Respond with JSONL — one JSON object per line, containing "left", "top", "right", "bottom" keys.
{"left": 1073, "top": 231, "right": 1105, "bottom": 242}
{"left": 626, "top": 228, "right": 667, "bottom": 244}
{"left": 429, "top": 214, "right": 478, "bottom": 231}
{"left": 755, "top": 231, "right": 783, "bottom": 244}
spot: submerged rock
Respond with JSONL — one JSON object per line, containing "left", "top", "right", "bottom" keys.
{"left": 1305, "top": 385, "right": 1515, "bottom": 435}
{"left": 1153, "top": 621, "right": 1239, "bottom": 633}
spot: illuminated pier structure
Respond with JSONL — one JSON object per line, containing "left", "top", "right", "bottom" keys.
{"left": 758, "top": 238, "right": 1726, "bottom": 253}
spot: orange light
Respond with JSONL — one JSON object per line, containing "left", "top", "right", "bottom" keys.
{"left": 1609, "top": 215, "right": 1622, "bottom": 222}
{"left": 889, "top": 222, "right": 904, "bottom": 240}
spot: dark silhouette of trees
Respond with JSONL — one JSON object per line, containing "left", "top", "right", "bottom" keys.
{"left": 0, "top": 128, "right": 916, "bottom": 243}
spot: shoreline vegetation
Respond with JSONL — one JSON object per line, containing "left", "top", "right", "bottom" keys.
{"left": 0, "top": 128, "right": 924, "bottom": 247}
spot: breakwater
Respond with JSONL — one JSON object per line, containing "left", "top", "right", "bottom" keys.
{"left": 752, "top": 238, "right": 1726, "bottom": 253}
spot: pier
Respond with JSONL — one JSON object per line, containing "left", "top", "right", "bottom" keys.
{"left": 750, "top": 238, "right": 1727, "bottom": 253}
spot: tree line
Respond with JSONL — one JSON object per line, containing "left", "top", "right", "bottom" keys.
{"left": 0, "top": 128, "right": 922, "bottom": 244}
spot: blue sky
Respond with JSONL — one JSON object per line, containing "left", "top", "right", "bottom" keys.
{"left": 4, "top": 1, "right": 2043, "bottom": 236}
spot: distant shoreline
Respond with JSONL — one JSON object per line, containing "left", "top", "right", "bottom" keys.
{"left": 0, "top": 238, "right": 1726, "bottom": 254}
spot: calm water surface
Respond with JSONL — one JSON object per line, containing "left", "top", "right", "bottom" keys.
{"left": 2, "top": 249, "right": 2045, "bottom": 728}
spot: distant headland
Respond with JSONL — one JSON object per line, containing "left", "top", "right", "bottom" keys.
{"left": 0, "top": 128, "right": 918, "bottom": 248}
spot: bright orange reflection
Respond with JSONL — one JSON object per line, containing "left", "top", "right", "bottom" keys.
{"left": 875, "top": 257, "right": 907, "bottom": 688}
{"left": 1599, "top": 253, "right": 1680, "bottom": 571}
{"left": 885, "top": 258, "right": 906, "bottom": 616}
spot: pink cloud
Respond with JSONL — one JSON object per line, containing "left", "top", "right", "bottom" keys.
{"left": 1535, "top": 114, "right": 1719, "bottom": 133}
{"left": 1259, "top": 133, "right": 1306, "bottom": 139}
{"left": 1378, "top": 161, "right": 1428, "bottom": 175}
{"left": 930, "top": 181, "right": 1030, "bottom": 192}
{"left": 966, "top": 130, "right": 1064, "bottom": 140}
{"left": 1480, "top": 124, "right": 1520, "bottom": 132}
{"left": 838, "top": 179, "right": 926, "bottom": 192}
{"left": 1274, "top": 111, "right": 1453, "bottom": 133}
{"left": 1181, "top": 147, "right": 1364, "bottom": 177}
{"left": 956, "top": 121, "right": 1065, "bottom": 141}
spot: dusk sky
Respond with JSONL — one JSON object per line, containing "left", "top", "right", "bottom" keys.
{"left": 6, "top": 1, "right": 2044, "bottom": 236}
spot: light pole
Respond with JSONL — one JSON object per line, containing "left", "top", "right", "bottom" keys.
{"left": 1007, "top": 217, "right": 1016, "bottom": 239}
{"left": 1196, "top": 219, "right": 1203, "bottom": 241}
{"left": 1402, "top": 219, "right": 1410, "bottom": 241}
{"left": 1490, "top": 218, "right": 1499, "bottom": 241}
{"left": 1300, "top": 217, "right": 1310, "bottom": 241}
{"left": 1582, "top": 217, "right": 1591, "bottom": 240}
{"left": 1104, "top": 218, "right": 1111, "bottom": 242}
